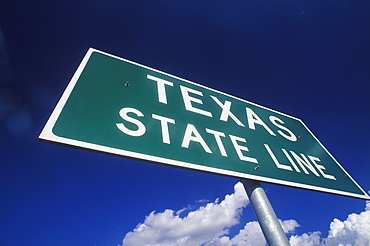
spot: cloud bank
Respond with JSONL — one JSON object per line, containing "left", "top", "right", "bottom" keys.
{"left": 121, "top": 185, "right": 370, "bottom": 246}
{"left": 122, "top": 182, "right": 249, "bottom": 246}
{"left": 290, "top": 200, "right": 370, "bottom": 246}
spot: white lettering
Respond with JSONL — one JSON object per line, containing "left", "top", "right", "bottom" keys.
{"left": 152, "top": 114, "right": 175, "bottom": 144}
{"left": 308, "top": 156, "right": 336, "bottom": 180}
{"left": 264, "top": 144, "right": 293, "bottom": 171}
{"left": 181, "top": 124, "right": 212, "bottom": 153}
{"left": 246, "top": 107, "right": 276, "bottom": 136}
{"left": 116, "top": 108, "right": 146, "bottom": 137}
{"left": 206, "top": 128, "right": 227, "bottom": 156}
{"left": 210, "top": 95, "right": 245, "bottom": 127}
{"left": 269, "top": 116, "right": 297, "bottom": 142}
{"left": 180, "top": 86, "right": 213, "bottom": 117}
{"left": 147, "top": 75, "right": 174, "bottom": 104}
{"left": 282, "top": 149, "right": 301, "bottom": 172}
{"left": 290, "top": 151, "right": 320, "bottom": 176}
{"left": 229, "top": 135, "right": 258, "bottom": 163}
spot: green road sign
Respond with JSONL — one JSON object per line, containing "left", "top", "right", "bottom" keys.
{"left": 39, "top": 48, "right": 369, "bottom": 199}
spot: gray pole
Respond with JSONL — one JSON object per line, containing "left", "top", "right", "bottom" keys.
{"left": 240, "top": 179, "right": 291, "bottom": 246}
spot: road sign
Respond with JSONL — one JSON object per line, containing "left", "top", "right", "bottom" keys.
{"left": 39, "top": 48, "right": 369, "bottom": 199}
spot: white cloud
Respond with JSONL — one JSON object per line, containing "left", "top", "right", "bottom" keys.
{"left": 206, "top": 221, "right": 266, "bottom": 246}
{"left": 121, "top": 185, "right": 370, "bottom": 246}
{"left": 289, "top": 200, "right": 370, "bottom": 246}
{"left": 205, "top": 218, "right": 300, "bottom": 246}
{"left": 322, "top": 200, "right": 370, "bottom": 246}
{"left": 290, "top": 232, "right": 322, "bottom": 246}
{"left": 122, "top": 182, "right": 249, "bottom": 246}
{"left": 281, "top": 219, "right": 301, "bottom": 234}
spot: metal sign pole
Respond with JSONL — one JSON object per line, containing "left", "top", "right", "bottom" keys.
{"left": 241, "top": 179, "right": 291, "bottom": 246}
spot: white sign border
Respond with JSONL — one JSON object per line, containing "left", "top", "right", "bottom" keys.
{"left": 39, "top": 48, "right": 370, "bottom": 200}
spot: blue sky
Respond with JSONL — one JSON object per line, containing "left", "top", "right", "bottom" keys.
{"left": 1, "top": 1, "right": 370, "bottom": 245}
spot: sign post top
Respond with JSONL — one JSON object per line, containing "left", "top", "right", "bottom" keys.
{"left": 39, "top": 48, "right": 369, "bottom": 200}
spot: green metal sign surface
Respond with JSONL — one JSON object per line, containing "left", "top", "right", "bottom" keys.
{"left": 39, "top": 48, "right": 369, "bottom": 199}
